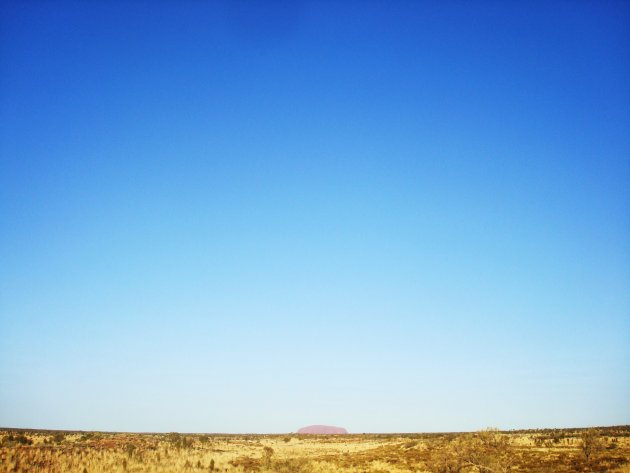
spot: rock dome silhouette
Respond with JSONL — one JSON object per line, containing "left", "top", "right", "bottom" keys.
{"left": 297, "top": 425, "right": 348, "bottom": 434}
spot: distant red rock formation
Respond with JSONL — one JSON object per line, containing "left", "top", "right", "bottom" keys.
{"left": 297, "top": 425, "right": 348, "bottom": 434}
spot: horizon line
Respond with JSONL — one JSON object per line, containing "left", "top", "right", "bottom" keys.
{"left": 2, "top": 424, "right": 628, "bottom": 436}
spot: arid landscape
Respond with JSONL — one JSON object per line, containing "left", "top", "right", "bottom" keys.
{"left": 1, "top": 426, "right": 629, "bottom": 473}
{"left": 2, "top": 3, "right": 629, "bottom": 473}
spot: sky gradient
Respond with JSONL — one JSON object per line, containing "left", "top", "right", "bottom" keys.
{"left": 1, "top": 0, "right": 629, "bottom": 433}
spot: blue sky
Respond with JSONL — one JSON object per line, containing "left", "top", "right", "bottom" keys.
{"left": 0, "top": 0, "right": 629, "bottom": 433}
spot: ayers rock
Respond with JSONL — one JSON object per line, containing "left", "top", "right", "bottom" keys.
{"left": 297, "top": 425, "right": 348, "bottom": 434}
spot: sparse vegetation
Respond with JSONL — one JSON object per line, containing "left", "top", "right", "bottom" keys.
{"left": 581, "top": 428, "right": 605, "bottom": 465}
{"left": 0, "top": 426, "right": 628, "bottom": 472}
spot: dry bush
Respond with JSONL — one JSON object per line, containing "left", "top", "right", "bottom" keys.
{"left": 425, "top": 429, "right": 515, "bottom": 473}
{"left": 271, "top": 457, "right": 312, "bottom": 473}
{"left": 581, "top": 428, "right": 605, "bottom": 464}
{"left": 229, "top": 455, "right": 261, "bottom": 471}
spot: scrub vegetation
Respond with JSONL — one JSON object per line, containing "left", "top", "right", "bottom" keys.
{"left": 1, "top": 426, "right": 629, "bottom": 472}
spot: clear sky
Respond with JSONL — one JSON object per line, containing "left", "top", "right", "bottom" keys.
{"left": 0, "top": 0, "right": 629, "bottom": 433}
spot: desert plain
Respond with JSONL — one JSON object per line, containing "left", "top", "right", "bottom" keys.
{"left": 1, "top": 426, "right": 629, "bottom": 472}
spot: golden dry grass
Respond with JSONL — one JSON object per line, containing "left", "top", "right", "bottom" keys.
{"left": 1, "top": 426, "right": 629, "bottom": 472}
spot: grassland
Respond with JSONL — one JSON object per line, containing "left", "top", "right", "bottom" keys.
{"left": 1, "top": 426, "right": 629, "bottom": 472}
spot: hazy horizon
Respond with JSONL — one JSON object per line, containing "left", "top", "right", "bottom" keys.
{"left": 2, "top": 424, "right": 629, "bottom": 436}
{"left": 1, "top": 1, "right": 629, "bottom": 434}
